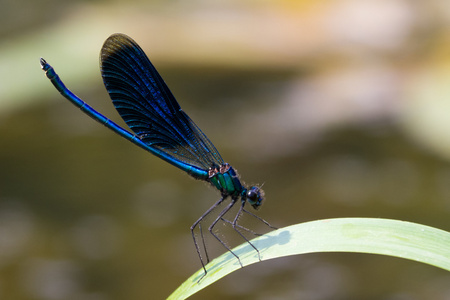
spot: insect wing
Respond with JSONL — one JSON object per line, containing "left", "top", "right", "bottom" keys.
{"left": 100, "top": 34, "right": 223, "bottom": 170}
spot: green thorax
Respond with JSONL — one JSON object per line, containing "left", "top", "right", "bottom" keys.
{"left": 208, "top": 163, "right": 245, "bottom": 197}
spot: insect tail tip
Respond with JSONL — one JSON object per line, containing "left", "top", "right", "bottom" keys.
{"left": 39, "top": 57, "right": 47, "bottom": 68}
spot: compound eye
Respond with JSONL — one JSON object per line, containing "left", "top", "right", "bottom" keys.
{"left": 247, "top": 190, "right": 257, "bottom": 202}
{"left": 246, "top": 187, "right": 263, "bottom": 209}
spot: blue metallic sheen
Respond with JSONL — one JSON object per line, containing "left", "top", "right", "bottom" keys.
{"left": 40, "top": 58, "right": 209, "bottom": 180}
{"left": 40, "top": 33, "right": 271, "bottom": 280}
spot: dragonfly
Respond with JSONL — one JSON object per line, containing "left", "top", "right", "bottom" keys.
{"left": 40, "top": 33, "right": 275, "bottom": 280}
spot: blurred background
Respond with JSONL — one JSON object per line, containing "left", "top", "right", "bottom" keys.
{"left": 1, "top": 0, "right": 450, "bottom": 299}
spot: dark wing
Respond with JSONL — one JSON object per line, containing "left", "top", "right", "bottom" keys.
{"left": 100, "top": 33, "right": 224, "bottom": 170}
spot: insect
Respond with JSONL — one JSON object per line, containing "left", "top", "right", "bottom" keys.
{"left": 40, "top": 33, "right": 275, "bottom": 280}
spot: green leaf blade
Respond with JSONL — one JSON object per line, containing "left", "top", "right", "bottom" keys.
{"left": 168, "top": 218, "right": 450, "bottom": 300}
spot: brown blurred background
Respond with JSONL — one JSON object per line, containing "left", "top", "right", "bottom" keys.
{"left": 1, "top": 0, "right": 450, "bottom": 299}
